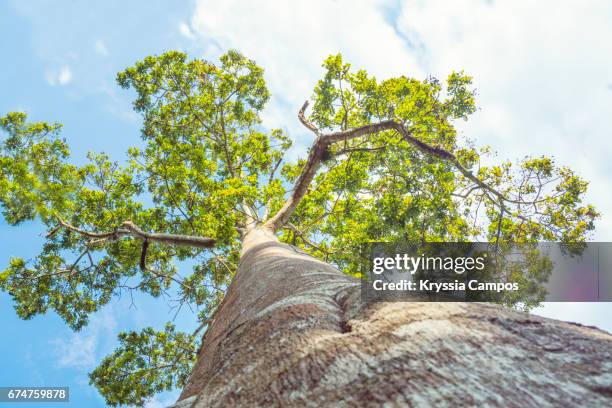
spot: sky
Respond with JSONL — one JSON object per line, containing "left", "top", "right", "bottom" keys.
{"left": 1, "top": 1, "right": 611, "bottom": 407}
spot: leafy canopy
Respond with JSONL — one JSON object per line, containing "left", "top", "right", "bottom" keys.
{"left": 0, "top": 50, "right": 597, "bottom": 406}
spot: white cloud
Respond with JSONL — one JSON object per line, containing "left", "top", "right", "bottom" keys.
{"left": 51, "top": 307, "right": 117, "bottom": 370}
{"left": 178, "top": 21, "right": 195, "bottom": 39}
{"left": 94, "top": 39, "right": 109, "bottom": 56}
{"left": 99, "top": 83, "right": 139, "bottom": 123}
{"left": 58, "top": 66, "right": 72, "bottom": 85}
{"left": 45, "top": 65, "right": 73, "bottom": 86}
{"left": 52, "top": 331, "right": 97, "bottom": 369}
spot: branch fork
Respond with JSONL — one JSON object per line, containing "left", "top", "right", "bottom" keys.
{"left": 264, "top": 100, "right": 529, "bottom": 233}
{"left": 52, "top": 217, "right": 216, "bottom": 249}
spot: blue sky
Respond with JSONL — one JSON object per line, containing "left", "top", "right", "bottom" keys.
{"left": 1, "top": 1, "right": 611, "bottom": 407}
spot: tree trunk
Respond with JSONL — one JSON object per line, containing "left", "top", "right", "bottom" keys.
{"left": 173, "top": 228, "right": 612, "bottom": 407}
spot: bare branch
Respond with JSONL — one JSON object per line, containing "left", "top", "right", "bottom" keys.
{"left": 265, "top": 101, "right": 541, "bottom": 232}
{"left": 298, "top": 101, "right": 319, "bottom": 135}
{"left": 451, "top": 185, "right": 480, "bottom": 199}
{"left": 264, "top": 135, "right": 329, "bottom": 231}
{"left": 265, "top": 107, "right": 399, "bottom": 231}
{"left": 137, "top": 242, "right": 193, "bottom": 292}
{"left": 146, "top": 267, "right": 192, "bottom": 292}
{"left": 325, "top": 120, "right": 397, "bottom": 144}
{"left": 494, "top": 206, "right": 505, "bottom": 256}
{"left": 333, "top": 145, "right": 388, "bottom": 157}
{"left": 263, "top": 157, "right": 283, "bottom": 221}
{"left": 55, "top": 218, "right": 216, "bottom": 249}
{"left": 45, "top": 224, "right": 61, "bottom": 239}
{"left": 192, "top": 318, "right": 210, "bottom": 338}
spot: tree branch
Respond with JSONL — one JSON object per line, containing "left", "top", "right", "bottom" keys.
{"left": 332, "top": 145, "right": 388, "bottom": 157}
{"left": 284, "top": 223, "right": 332, "bottom": 255}
{"left": 265, "top": 100, "right": 536, "bottom": 232}
{"left": 140, "top": 239, "right": 150, "bottom": 271}
{"left": 298, "top": 100, "right": 319, "bottom": 135}
{"left": 264, "top": 135, "right": 330, "bottom": 231}
{"left": 263, "top": 157, "right": 283, "bottom": 221}
{"left": 55, "top": 218, "right": 216, "bottom": 249}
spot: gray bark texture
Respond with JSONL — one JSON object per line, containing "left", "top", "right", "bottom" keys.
{"left": 174, "top": 228, "right": 612, "bottom": 407}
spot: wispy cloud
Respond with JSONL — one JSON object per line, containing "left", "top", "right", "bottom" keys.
{"left": 50, "top": 307, "right": 117, "bottom": 370}
{"left": 52, "top": 332, "right": 97, "bottom": 369}
{"left": 99, "top": 83, "right": 139, "bottom": 123}
{"left": 178, "top": 22, "right": 195, "bottom": 39}
{"left": 45, "top": 65, "right": 73, "bottom": 86}
{"left": 94, "top": 39, "right": 109, "bottom": 57}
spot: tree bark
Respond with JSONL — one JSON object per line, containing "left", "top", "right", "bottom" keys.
{"left": 174, "top": 228, "right": 612, "bottom": 407}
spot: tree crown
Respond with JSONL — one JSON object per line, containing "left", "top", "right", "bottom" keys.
{"left": 0, "top": 50, "right": 597, "bottom": 406}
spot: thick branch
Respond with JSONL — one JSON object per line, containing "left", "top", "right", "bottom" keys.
{"left": 264, "top": 136, "right": 330, "bottom": 231}
{"left": 55, "top": 218, "right": 216, "bottom": 249}
{"left": 333, "top": 145, "right": 388, "bottom": 156}
{"left": 262, "top": 157, "right": 283, "bottom": 222}
{"left": 140, "top": 239, "right": 150, "bottom": 271}
{"left": 325, "top": 120, "right": 397, "bottom": 144}
{"left": 265, "top": 101, "right": 532, "bottom": 232}
{"left": 298, "top": 101, "right": 319, "bottom": 135}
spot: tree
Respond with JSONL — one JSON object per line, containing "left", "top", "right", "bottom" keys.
{"left": 1, "top": 51, "right": 609, "bottom": 407}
